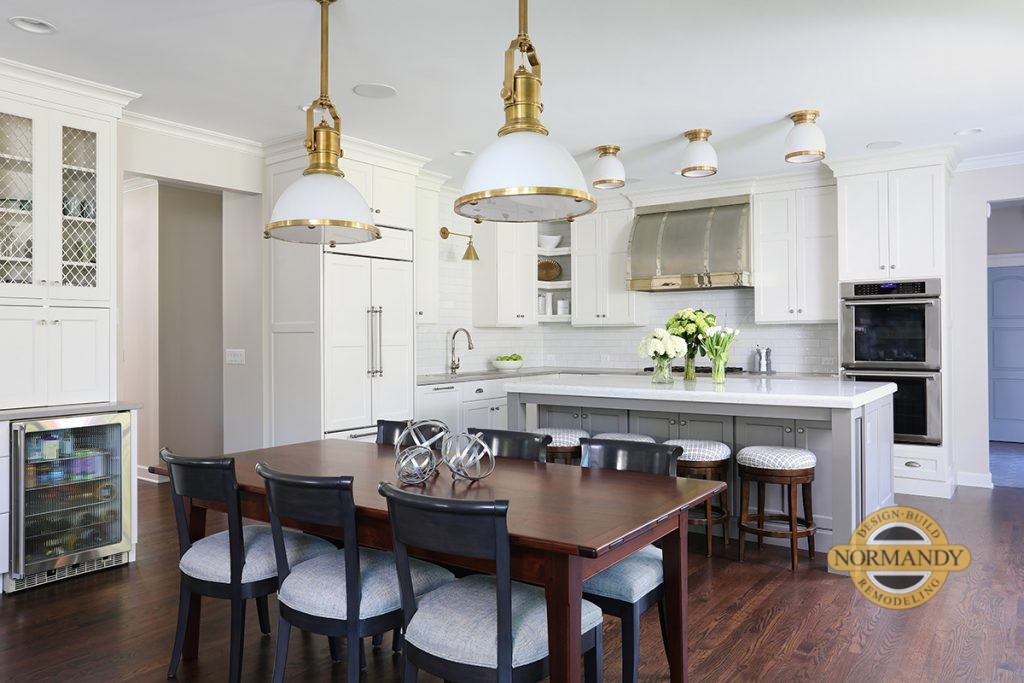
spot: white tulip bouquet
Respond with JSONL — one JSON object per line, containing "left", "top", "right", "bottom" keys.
{"left": 702, "top": 326, "right": 739, "bottom": 383}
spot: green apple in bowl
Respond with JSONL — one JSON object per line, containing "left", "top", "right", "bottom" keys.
{"left": 492, "top": 354, "right": 524, "bottom": 371}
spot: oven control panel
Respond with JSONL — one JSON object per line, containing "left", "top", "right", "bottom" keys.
{"left": 853, "top": 281, "right": 926, "bottom": 296}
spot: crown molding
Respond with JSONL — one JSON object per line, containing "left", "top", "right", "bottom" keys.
{"left": 415, "top": 169, "right": 450, "bottom": 192}
{"left": 0, "top": 58, "right": 139, "bottom": 118}
{"left": 826, "top": 144, "right": 960, "bottom": 177}
{"left": 956, "top": 150, "right": 1024, "bottom": 174}
{"left": 623, "top": 167, "right": 833, "bottom": 208}
{"left": 122, "top": 176, "right": 159, "bottom": 192}
{"left": 120, "top": 111, "right": 263, "bottom": 156}
{"left": 263, "top": 133, "right": 430, "bottom": 176}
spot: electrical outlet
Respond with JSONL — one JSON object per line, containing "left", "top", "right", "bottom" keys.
{"left": 225, "top": 348, "right": 246, "bottom": 365}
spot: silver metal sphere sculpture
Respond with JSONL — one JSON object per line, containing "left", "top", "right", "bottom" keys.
{"left": 393, "top": 419, "right": 495, "bottom": 484}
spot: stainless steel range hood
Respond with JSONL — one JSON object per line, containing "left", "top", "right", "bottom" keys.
{"left": 627, "top": 195, "right": 752, "bottom": 291}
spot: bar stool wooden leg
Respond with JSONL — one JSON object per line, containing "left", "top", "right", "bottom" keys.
{"left": 738, "top": 477, "right": 749, "bottom": 562}
{"left": 720, "top": 477, "right": 730, "bottom": 547}
{"left": 788, "top": 483, "right": 799, "bottom": 571}
{"left": 756, "top": 482, "right": 766, "bottom": 550}
{"left": 802, "top": 482, "right": 815, "bottom": 560}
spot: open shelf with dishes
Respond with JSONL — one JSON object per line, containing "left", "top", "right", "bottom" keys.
{"left": 537, "top": 220, "right": 573, "bottom": 322}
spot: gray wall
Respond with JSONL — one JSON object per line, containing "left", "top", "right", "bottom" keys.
{"left": 989, "top": 203, "right": 1024, "bottom": 255}
{"left": 158, "top": 185, "right": 224, "bottom": 458}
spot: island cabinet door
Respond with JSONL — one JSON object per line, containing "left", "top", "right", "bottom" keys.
{"left": 734, "top": 417, "right": 796, "bottom": 520}
{"left": 678, "top": 414, "right": 734, "bottom": 449}
{"left": 583, "top": 408, "right": 629, "bottom": 435}
{"left": 628, "top": 411, "right": 680, "bottom": 441}
{"left": 794, "top": 420, "right": 833, "bottom": 535}
{"left": 539, "top": 405, "right": 583, "bottom": 430}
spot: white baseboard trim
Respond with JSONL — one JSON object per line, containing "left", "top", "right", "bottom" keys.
{"left": 895, "top": 477, "right": 956, "bottom": 499}
{"left": 956, "top": 471, "right": 995, "bottom": 489}
{"left": 137, "top": 465, "right": 167, "bottom": 484}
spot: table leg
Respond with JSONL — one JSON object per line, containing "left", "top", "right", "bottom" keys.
{"left": 183, "top": 501, "right": 207, "bottom": 660}
{"left": 544, "top": 552, "right": 584, "bottom": 683}
{"left": 661, "top": 515, "right": 689, "bottom": 683}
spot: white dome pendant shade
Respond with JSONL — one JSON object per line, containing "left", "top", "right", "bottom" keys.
{"left": 265, "top": 0, "right": 379, "bottom": 246}
{"left": 784, "top": 109, "right": 826, "bottom": 164}
{"left": 455, "top": 0, "right": 596, "bottom": 224}
{"left": 676, "top": 129, "right": 718, "bottom": 178}
{"left": 592, "top": 145, "right": 626, "bottom": 190}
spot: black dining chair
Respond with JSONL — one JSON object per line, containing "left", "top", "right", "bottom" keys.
{"left": 466, "top": 427, "right": 553, "bottom": 462}
{"left": 578, "top": 438, "right": 682, "bottom": 683}
{"left": 256, "top": 464, "right": 454, "bottom": 683}
{"left": 378, "top": 482, "right": 605, "bottom": 683}
{"left": 376, "top": 419, "right": 447, "bottom": 449}
{"left": 160, "top": 448, "right": 335, "bottom": 683}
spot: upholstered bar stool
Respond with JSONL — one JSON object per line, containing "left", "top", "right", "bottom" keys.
{"left": 535, "top": 427, "right": 589, "bottom": 464}
{"left": 592, "top": 433, "right": 656, "bottom": 443}
{"left": 736, "top": 446, "right": 817, "bottom": 571}
{"left": 665, "top": 439, "right": 731, "bottom": 557}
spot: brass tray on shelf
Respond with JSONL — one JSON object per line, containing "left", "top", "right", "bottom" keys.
{"left": 537, "top": 259, "right": 562, "bottom": 281}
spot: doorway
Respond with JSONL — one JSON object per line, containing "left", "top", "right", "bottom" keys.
{"left": 987, "top": 199, "right": 1024, "bottom": 487}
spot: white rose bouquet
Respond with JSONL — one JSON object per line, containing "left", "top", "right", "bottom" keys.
{"left": 639, "top": 328, "right": 687, "bottom": 383}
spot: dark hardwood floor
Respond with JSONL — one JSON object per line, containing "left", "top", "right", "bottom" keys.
{"left": 1, "top": 481, "right": 1021, "bottom": 682}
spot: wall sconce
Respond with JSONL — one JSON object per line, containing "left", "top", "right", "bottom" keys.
{"left": 439, "top": 226, "right": 480, "bottom": 261}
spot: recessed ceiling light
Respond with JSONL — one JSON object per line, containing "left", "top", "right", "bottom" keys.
{"left": 866, "top": 140, "right": 902, "bottom": 150}
{"left": 9, "top": 16, "right": 56, "bottom": 34}
{"left": 451, "top": 149, "right": 475, "bottom": 157}
{"left": 954, "top": 127, "right": 984, "bottom": 136}
{"left": 352, "top": 83, "right": 397, "bottom": 99}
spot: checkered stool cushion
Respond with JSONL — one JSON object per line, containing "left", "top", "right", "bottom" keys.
{"left": 592, "top": 433, "right": 656, "bottom": 443}
{"left": 666, "top": 439, "right": 731, "bottom": 462}
{"left": 536, "top": 428, "right": 590, "bottom": 448}
{"left": 736, "top": 446, "right": 816, "bottom": 470}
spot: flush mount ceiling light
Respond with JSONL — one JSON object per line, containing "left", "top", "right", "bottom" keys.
{"left": 439, "top": 226, "right": 480, "bottom": 261}
{"left": 784, "top": 110, "right": 826, "bottom": 164}
{"left": 676, "top": 129, "right": 718, "bottom": 178}
{"left": 352, "top": 83, "right": 397, "bottom": 99}
{"left": 954, "top": 127, "right": 984, "bottom": 136}
{"left": 454, "top": 0, "right": 596, "bottom": 224}
{"left": 866, "top": 140, "right": 902, "bottom": 150}
{"left": 265, "top": 0, "right": 378, "bottom": 247}
{"left": 592, "top": 145, "right": 626, "bottom": 190}
{"left": 9, "top": 16, "right": 56, "bottom": 34}
{"left": 452, "top": 149, "right": 475, "bottom": 157}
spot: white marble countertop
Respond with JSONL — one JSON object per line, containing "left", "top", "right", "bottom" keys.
{"left": 509, "top": 374, "right": 895, "bottom": 410}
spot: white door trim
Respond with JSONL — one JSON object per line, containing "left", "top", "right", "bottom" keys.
{"left": 989, "top": 253, "right": 1024, "bottom": 268}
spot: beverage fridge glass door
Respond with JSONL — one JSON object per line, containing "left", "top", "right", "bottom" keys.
{"left": 10, "top": 412, "right": 132, "bottom": 578}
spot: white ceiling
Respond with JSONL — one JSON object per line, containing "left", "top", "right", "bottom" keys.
{"left": 2, "top": 0, "right": 1023, "bottom": 192}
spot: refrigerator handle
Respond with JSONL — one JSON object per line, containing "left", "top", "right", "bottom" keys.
{"left": 366, "top": 307, "right": 375, "bottom": 378}
{"left": 11, "top": 424, "right": 26, "bottom": 578}
{"left": 375, "top": 307, "right": 384, "bottom": 378}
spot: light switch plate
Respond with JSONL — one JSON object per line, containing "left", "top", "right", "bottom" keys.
{"left": 225, "top": 348, "right": 246, "bottom": 365}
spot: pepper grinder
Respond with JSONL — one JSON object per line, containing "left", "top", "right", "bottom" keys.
{"left": 754, "top": 346, "right": 773, "bottom": 374}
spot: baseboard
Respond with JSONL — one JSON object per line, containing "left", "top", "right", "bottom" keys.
{"left": 956, "top": 470, "right": 994, "bottom": 489}
{"left": 137, "top": 464, "right": 167, "bottom": 484}
{"left": 894, "top": 476, "right": 956, "bottom": 498}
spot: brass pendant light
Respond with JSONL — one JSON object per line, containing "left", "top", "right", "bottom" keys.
{"left": 454, "top": 0, "right": 596, "bottom": 224}
{"left": 265, "top": 0, "right": 379, "bottom": 246}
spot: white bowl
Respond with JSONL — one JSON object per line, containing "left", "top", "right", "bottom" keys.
{"left": 491, "top": 359, "right": 524, "bottom": 372}
{"left": 538, "top": 234, "right": 562, "bottom": 250}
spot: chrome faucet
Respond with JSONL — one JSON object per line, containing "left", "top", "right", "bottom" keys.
{"left": 450, "top": 328, "right": 475, "bottom": 375}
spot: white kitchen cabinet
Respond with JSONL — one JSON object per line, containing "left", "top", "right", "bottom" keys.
{"left": 463, "top": 397, "right": 507, "bottom": 432}
{"left": 415, "top": 383, "right": 462, "bottom": 432}
{"left": 837, "top": 166, "right": 945, "bottom": 281}
{"left": 414, "top": 187, "right": 440, "bottom": 323}
{"left": 343, "top": 159, "right": 417, "bottom": 230}
{"left": 571, "top": 210, "right": 646, "bottom": 327}
{"left": 0, "top": 305, "right": 109, "bottom": 409}
{"left": 0, "top": 101, "right": 114, "bottom": 303}
{"left": 323, "top": 253, "right": 414, "bottom": 433}
{"left": 753, "top": 186, "right": 837, "bottom": 323}
{"left": 472, "top": 222, "right": 538, "bottom": 327}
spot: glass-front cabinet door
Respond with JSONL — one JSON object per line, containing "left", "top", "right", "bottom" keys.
{"left": 0, "top": 104, "right": 47, "bottom": 298}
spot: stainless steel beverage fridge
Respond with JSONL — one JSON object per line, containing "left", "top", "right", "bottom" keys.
{"left": 5, "top": 411, "right": 132, "bottom": 592}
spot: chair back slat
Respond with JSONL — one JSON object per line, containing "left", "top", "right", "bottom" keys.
{"left": 579, "top": 438, "right": 681, "bottom": 477}
{"left": 376, "top": 419, "right": 446, "bottom": 448}
{"left": 467, "top": 428, "right": 552, "bottom": 462}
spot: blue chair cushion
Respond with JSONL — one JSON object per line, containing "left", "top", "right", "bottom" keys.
{"left": 179, "top": 525, "right": 334, "bottom": 584}
{"left": 278, "top": 547, "right": 454, "bottom": 620}
{"left": 582, "top": 545, "right": 663, "bottom": 603}
{"left": 404, "top": 574, "right": 604, "bottom": 669}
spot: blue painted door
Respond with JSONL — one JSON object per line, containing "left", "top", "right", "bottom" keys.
{"left": 989, "top": 266, "right": 1024, "bottom": 442}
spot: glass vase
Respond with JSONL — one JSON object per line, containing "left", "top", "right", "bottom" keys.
{"left": 683, "top": 355, "right": 697, "bottom": 381}
{"left": 652, "top": 356, "right": 674, "bottom": 384}
{"left": 710, "top": 355, "right": 728, "bottom": 384}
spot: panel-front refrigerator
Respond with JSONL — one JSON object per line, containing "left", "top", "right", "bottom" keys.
{"left": 5, "top": 411, "right": 132, "bottom": 592}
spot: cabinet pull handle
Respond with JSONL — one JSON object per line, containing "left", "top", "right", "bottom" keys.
{"left": 367, "top": 307, "right": 375, "bottom": 377}
{"left": 785, "top": 427, "right": 793, "bottom": 433}
{"left": 348, "top": 430, "right": 377, "bottom": 439}
{"left": 375, "top": 306, "right": 384, "bottom": 377}
{"left": 37, "top": 279, "right": 47, "bottom": 285}
{"left": 475, "top": 388, "right": 484, "bottom": 394}
{"left": 905, "top": 460, "right": 922, "bottom": 468}
{"left": 51, "top": 320, "right": 60, "bottom": 326}
{"left": 432, "top": 385, "right": 456, "bottom": 391}
{"left": 879, "top": 265, "right": 885, "bottom": 270}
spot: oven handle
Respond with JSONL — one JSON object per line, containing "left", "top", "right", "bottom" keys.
{"left": 842, "top": 298, "right": 937, "bottom": 307}
{"left": 843, "top": 370, "right": 939, "bottom": 379}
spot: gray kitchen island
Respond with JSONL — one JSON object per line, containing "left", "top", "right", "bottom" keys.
{"left": 506, "top": 374, "right": 897, "bottom": 557}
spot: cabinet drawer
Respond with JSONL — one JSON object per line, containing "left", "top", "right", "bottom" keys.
{"left": 324, "top": 426, "right": 379, "bottom": 442}
{"left": 895, "top": 455, "right": 940, "bottom": 479}
{"left": 0, "top": 458, "right": 8, "bottom": 514}
{"left": 461, "top": 378, "right": 516, "bottom": 402}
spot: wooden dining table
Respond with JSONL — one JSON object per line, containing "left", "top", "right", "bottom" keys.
{"left": 152, "top": 439, "right": 725, "bottom": 683}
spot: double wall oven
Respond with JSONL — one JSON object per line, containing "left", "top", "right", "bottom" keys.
{"left": 840, "top": 279, "right": 942, "bottom": 445}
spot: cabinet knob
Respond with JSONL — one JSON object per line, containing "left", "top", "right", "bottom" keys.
{"left": 51, "top": 320, "right": 60, "bottom": 326}
{"left": 37, "top": 319, "right": 47, "bottom": 326}
{"left": 37, "top": 279, "right": 47, "bottom": 285}
{"left": 572, "top": 413, "right": 580, "bottom": 419}
{"left": 669, "top": 419, "right": 676, "bottom": 425}
{"left": 879, "top": 265, "right": 885, "bottom": 270}
{"left": 374, "top": 208, "right": 381, "bottom": 214}
{"left": 890, "top": 264, "right": 896, "bottom": 269}
{"left": 679, "top": 420, "right": 687, "bottom": 426}
{"left": 581, "top": 414, "right": 589, "bottom": 419}
{"left": 797, "top": 309, "right": 803, "bottom": 313}
{"left": 785, "top": 427, "right": 793, "bottom": 433}
{"left": 797, "top": 428, "right": 805, "bottom": 434}
{"left": 789, "top": 309, "right": 795, "bottom": 314}
{"left": 52, "top": 280, "right": 61, "bottom": 287}
{"left": 417, "top": 311, "right": 423, "bottom": 315}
